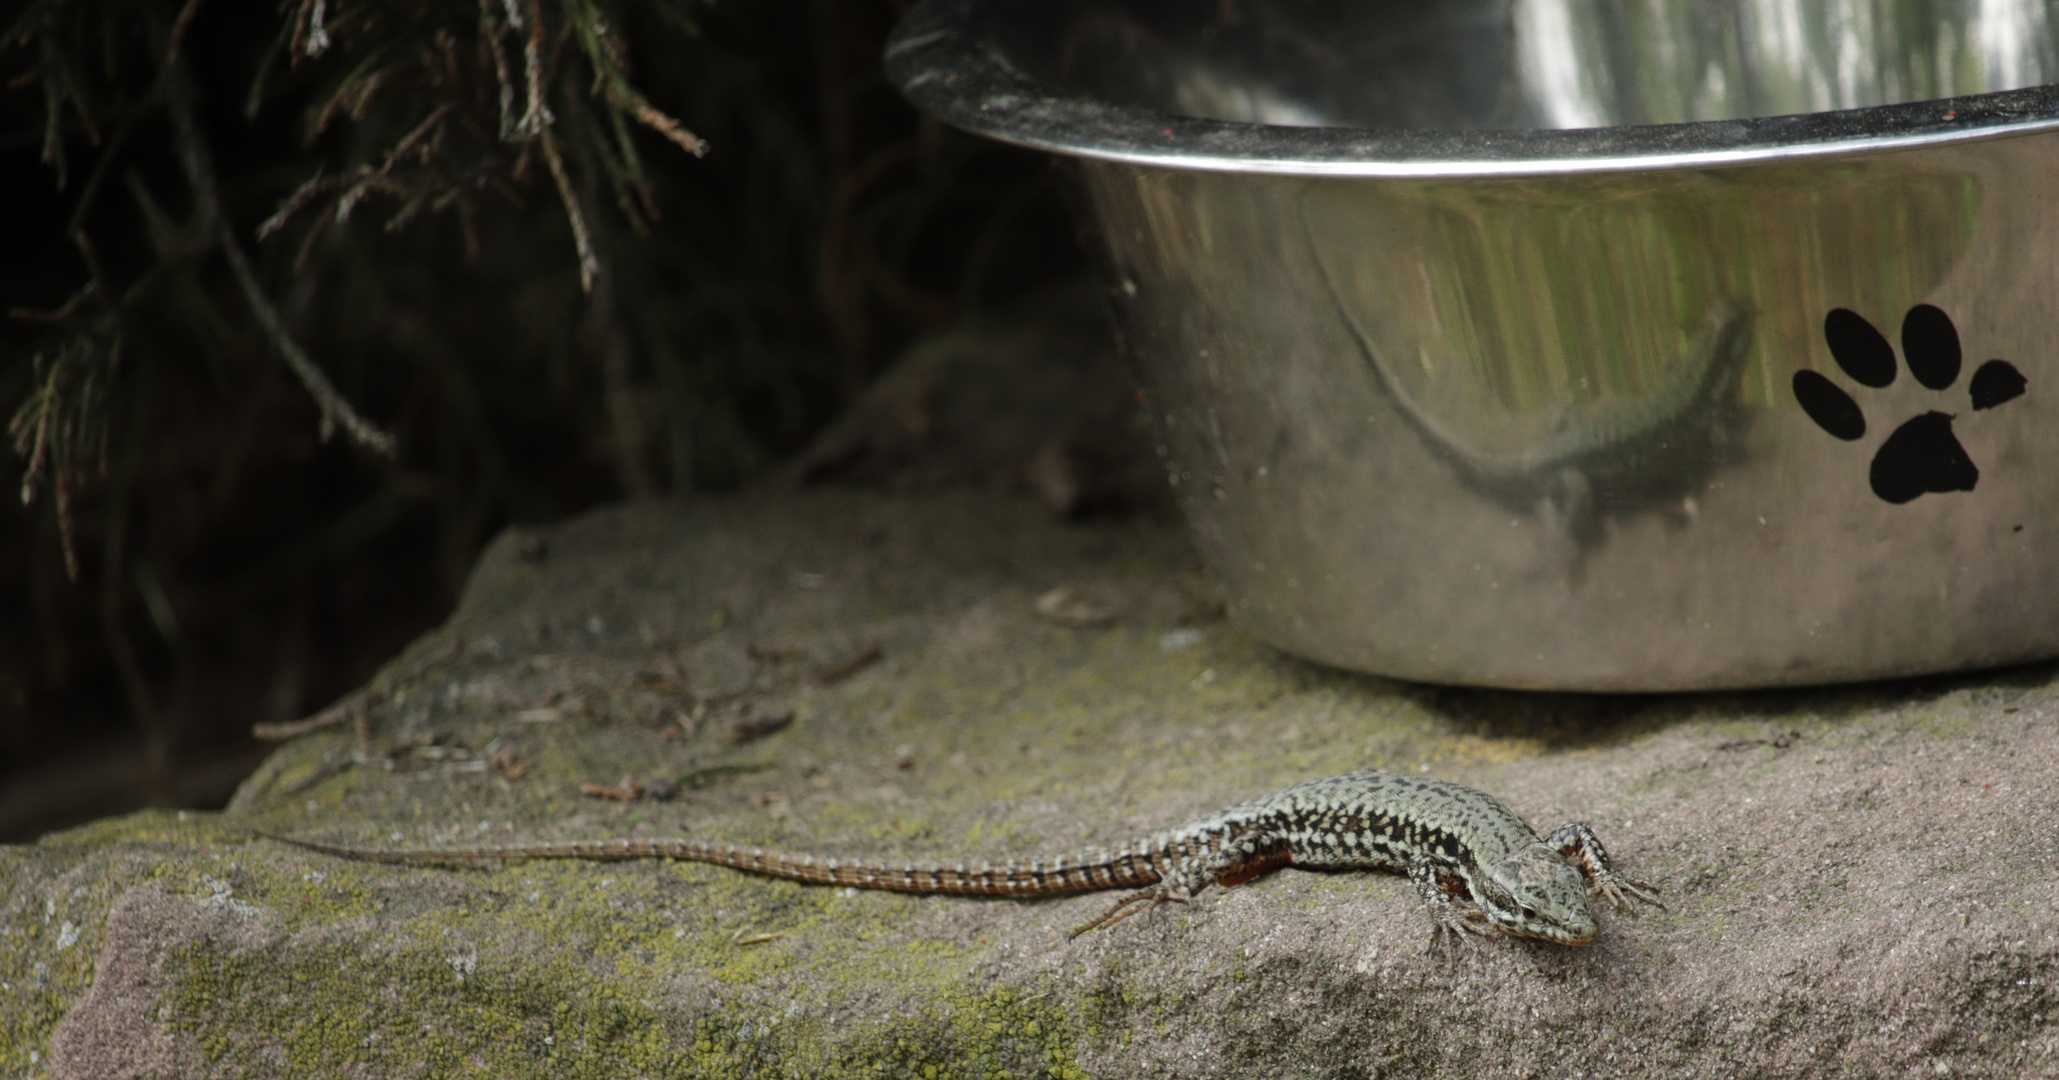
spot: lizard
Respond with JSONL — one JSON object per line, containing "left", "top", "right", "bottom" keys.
{"left": 256, "top": 770, "right": 1661, "bottom": 949}
{"left": 1304, "top": 207, "right": 1757, "bottom": 550}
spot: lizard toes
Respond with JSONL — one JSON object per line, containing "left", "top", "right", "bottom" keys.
{"left": 1616, "top": 879, "right": 1665, "bottom": 912}
{"left": 1591, "top": 875, "right": 1664, "bottom": 912}
{"left": 1426, "top": 924, "right": 1485, "bottom": 958}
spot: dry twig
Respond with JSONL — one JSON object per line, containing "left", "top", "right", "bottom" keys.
{"left": 726, "top": 708, "right": 794, "bottom": 745}
{"left": 253, "top": 634, "right": 461, "bottom": 741}
{"left": 813, "top": 644, "right": 882, "bottom": 685}
{"left": 162, "top": 54, "right": 396, "bottom": 455}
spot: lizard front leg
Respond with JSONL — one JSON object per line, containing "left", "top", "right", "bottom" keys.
{"left": 1407, "top": 856, "right": 1491, "bottom": 955}
{"left": 1542, "top": 822, "right": 1663, "bottom": 911}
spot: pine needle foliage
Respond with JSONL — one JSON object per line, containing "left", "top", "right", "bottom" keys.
{"left": 0, "top": 0, "right": 1080, "bottom": 830}
{"left": 259, "top": 0, "right": 711, "bottom": 291}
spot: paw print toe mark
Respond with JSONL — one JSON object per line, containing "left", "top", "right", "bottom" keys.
{"left": 1824, "top": 308, "right": 1897, "bottom": 387}
{"left": 1900, "top": 303, "right": 1961, "bottom": 390}
{"left": 1796, "top": 305, "right": 2027, "bottom": 505}
{"left": 1970, "top": 359, "right": 2027, "bottom": 410}
{"left": 1791, "top": 370, "right": 1865, "bottom": 440}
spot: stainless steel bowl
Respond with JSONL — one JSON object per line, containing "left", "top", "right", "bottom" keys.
{"left": 887, "top": 0, "right": 2059, "bottom": 690}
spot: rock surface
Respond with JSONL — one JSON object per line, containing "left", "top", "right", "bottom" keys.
{"left": 4, "top": 488, "right": 2058, "bottom": 1079}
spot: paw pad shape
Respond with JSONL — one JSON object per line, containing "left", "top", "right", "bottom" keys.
{"left": 1792, "top": 304, "right": 2027, "bottom": 504}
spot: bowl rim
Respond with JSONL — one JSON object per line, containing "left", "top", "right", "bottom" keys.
{"left": 887, "top": 0, "right": 2059, "bottom": 178}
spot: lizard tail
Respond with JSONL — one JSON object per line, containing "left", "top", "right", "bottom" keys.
{"left": 253, "top": 830, "right": 1166, "bottom": 897}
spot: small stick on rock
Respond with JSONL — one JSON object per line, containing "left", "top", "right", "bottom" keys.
{"left": 726, "top": 709, "right": 795, "bottom": 745}
{"left": 579, "top": 775, "right": 679, "bottom": 802}
{"left": 253, "top": 634, "right": 462, "bottom": 742}
{"left": 813, "top": 644, "right": 882, "bottom": 685}
{"left": 278, "top": 754, "right": 357, "bottom": 797}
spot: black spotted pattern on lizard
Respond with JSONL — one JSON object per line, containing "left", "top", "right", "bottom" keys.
{"left": 257, "top": 770, "right": 1661, "bottom": 948}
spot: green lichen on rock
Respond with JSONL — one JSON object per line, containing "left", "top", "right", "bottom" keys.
{"left": 0, "top": 811, "right": 242, "bottom": 1074}
{"left": 165, "top": 933, "right": 693, "bottom": 1077}
{"left": 154, "top": 868, "right": 1095, "bottom": 1079}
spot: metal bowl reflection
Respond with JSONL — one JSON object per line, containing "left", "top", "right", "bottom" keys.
{"left": 888, "top": 0, "right": 2059, "bottom": 690}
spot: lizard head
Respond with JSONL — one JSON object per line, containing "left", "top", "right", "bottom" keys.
{"left": 1472, "top": 844, "right": 1598, "bottom": 945}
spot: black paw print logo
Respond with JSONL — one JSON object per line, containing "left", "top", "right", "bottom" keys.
{"left": 1792, "top": 305, "right": 2027, "bottom": 504}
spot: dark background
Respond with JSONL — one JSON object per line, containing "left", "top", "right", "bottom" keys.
{"left": 0, "top": 0, "right": 1090, "bottom": 840}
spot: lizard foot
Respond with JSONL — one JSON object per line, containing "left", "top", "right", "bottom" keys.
{"left": 1589, "top": 871, "right": 1664, "bottom": 913}
{"left": 1067, "top": 885, "right": 1191, "bottom": 940}
{"left": 1424, "top": 905, "right": 1493, "bottom": 957}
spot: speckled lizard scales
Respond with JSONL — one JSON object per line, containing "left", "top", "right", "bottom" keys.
{"left": 260, "top": 770, "right": 1659, "bottom": 946}
{"left": 260, "top": 831, "right": 1167, "bottom": 896}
